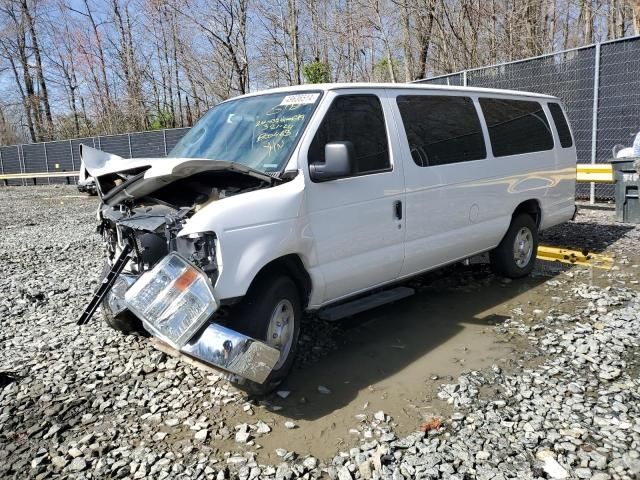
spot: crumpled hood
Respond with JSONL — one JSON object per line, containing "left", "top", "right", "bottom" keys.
{"left": 80, "top": 144, "right": 275, "bottom": 205}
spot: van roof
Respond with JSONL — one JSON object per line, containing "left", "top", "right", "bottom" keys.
{"left": 241, "top": 82, "right": 558, "bottom": 101}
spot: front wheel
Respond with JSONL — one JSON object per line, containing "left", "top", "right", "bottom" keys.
{"left": 230, "top": 275, "right": 302, "bottom": 396}
{"left": 99, "top": 261, "right": 144, "bottom": 335}
{"left": 490, "top": 214, "right": 538, "bottom": 278}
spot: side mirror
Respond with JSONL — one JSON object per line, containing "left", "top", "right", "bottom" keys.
{"left": 309, "top": 141, "right": 355, "bottom": 182}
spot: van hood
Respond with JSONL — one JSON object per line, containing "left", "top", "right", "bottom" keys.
{"left": 80, "top": 144, "right": 277, "bottom": 205}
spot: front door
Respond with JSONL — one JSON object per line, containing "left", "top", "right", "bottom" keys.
{"left": 303, "top": 91, "right": 406, "bottom": 305}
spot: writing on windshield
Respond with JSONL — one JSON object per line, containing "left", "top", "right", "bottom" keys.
{"left": 168, "top": 92, "right": 321, "bottom": 174}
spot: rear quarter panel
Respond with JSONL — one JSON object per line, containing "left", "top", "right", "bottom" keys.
{"left": 539, "top": 101, "right": 577, "bottom": 230}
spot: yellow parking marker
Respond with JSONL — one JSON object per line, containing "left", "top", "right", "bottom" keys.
{"left": 537, "top": 245, "right": 613, "bottom": 269}
{"left": 576, "top": 163, "right": 614, "bottom": 183}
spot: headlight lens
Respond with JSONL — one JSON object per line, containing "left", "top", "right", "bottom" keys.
{"left": 124, "top": 253, "right": 218, "bottom": 347}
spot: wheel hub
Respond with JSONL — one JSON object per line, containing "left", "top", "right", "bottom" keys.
{"left": 513, "top": 227, "right": 534, "bottom": 268}
{"left": 266, "top": 299, "right": 295, "bottom": 371}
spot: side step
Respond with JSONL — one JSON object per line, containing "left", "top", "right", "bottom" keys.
{"left": 318, "top": 286, "right": 415, "bottom": 322}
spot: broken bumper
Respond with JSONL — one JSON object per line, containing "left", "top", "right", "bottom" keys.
{"left": 121, "top": 253, "right": 280, "bottom": 384}
{"left": 181, "top": 323, "right": 281, "bottom": 384}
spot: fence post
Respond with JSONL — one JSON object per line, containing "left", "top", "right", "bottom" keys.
{"left": 18, "top": 144, "right": 26, "bottom": 186}
{"left": 128, "top": 133, "right": 133, "bottom": 158}
{"left": 463, "top": 70, "right": 468, "bottom": 86}
{"left": 69, "top": 140, "right": 75, "bottom": 171}
{"left": 590, "top": 42, "right": 601, "bottom": 205}
{"left": 163, "top": 129, "right": 168, "bottom": 156}
{"left": 43, "top": 142, "right": 50, "bottom": 185}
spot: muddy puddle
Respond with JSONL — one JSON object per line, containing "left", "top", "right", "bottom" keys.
{"left": 212, "top": 253, "right": 640, "bottom": 463}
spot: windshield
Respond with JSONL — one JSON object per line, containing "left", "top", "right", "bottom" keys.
{"left": 168, "top": 92, "right": 321, "bottom": 174}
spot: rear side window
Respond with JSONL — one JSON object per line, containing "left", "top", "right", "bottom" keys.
{"left": 309, "top": 95, "right": 390, "bottom": 175}
{"left": 479, "top": 98, "right": 554, "bottom": 157}
{"left": 396, "top": 95, "right": 486, "bottom": 167}
{"left": 548, "top": 103, "right": 573, "bottom": 148}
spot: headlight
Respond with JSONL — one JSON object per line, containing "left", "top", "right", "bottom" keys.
{"left": 124, "top": 253, "right": 218, "bottom": 348}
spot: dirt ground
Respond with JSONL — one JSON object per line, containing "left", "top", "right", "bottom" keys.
{"left": 1, "top": 187, "right": 639, "bottom": 478}
{"left": 185, "top": 201, "right": 640, "bottom": 463}
{"left": 226, "top": 260, "right": 640, "bottom": 463}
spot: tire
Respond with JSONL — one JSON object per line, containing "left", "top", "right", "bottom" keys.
{"left": 99, "top": 262, "right": 144, "bottom": 335}
{"left": 490, "top": 213, "right": 538, "bottom": 279}
{"left": 101, "top": 307, "right": 144, "bottom": 335}
{"left": 229, "top": 275, "right": 302, "bottom": 396}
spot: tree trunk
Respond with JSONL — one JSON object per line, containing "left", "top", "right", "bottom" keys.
{"left": 2, "top": 41, "right": 37, "bottom": 142}
{"left": 159, "top": 18, "right": 176, "bottom": 128}
{"left": 372, "top": 0, "right": 396, "bottom": 82}
{"left": 171, "top": 10, "right": 184, "bottom": 127}
{"left": 579, "top": 0, "right": 594, "bottom": 44}
{"left": 416, "top": 0, "right": 436, "bottom": 79}
{"left": 83, "top": 0, "right": 112, "bottom": 110}
{"left": 288, "top": 0, "right": 302, "bottom": 84}
{"left": 400, "top": 0, "right": 415, "bottom": 81}
{"left": 21, "top": 0, "right": 54, "bottom": 139}
{"left": 15, "top": 18, "right": 41, "bottom": 141}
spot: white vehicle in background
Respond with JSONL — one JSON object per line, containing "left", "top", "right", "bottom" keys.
{"left": 79, "top": 84, "right": 577, "bottom": 394}
{"left": 613, "top": 130, "right": 640, "bottom": 159}
{"left": 77, "top": 160, "right": 97, "bottom": 195}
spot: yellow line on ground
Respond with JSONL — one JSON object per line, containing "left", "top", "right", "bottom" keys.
{"left": 537, "top": 245, "right": 613, "bottom": 269}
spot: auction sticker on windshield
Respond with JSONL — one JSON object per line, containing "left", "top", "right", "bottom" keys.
{"left": 279, "top": 94, "right": 320, "bottom": 106}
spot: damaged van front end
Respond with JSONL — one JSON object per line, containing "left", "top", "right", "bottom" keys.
{"left": 123, "top": 253, "right": 280, "bottom": 384}
{"left": 78, "top": 90, "right": 322, "bottom": 390}
{"left": 78, "top": 145, "right": 281, "bottom": 384}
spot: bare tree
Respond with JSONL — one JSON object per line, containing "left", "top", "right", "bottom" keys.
{"left": 176, "top": 0, "right": 250, "bottom": 96}
{"left": 1, "top": 0, "right": 639, "bottom": 144}
{"left": 0, "top": 0, "right": 40, "bottom": 141}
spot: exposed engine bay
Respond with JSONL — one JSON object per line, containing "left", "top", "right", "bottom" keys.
{"left": 98, "top": 170, "right": 271, "bottom": 283}
{"left": 77, "top": 145, "right": 285, "bottom": 386}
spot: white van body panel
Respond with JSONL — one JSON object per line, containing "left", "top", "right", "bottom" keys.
{"left": 384, "top": 89, "right": 577, "bottom": 278}
{"left": 177, "top": 174, "right": 313, "bottom": 302}
{"left": 184, "top": 84, "right": 575, "bottom": 309}
{"left": 299, "top": 89, "right": 407, "bottom": 305}
{"left": 99, "top": 83, "right": 576, "bottom": 311}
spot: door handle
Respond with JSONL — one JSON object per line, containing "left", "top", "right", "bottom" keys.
{"left": 394, "top": 200, "right": 402, "bottom": 220}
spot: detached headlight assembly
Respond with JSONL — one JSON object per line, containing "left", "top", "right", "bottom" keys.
{"left": 124, "top": 253, "right": 218, "bottom": 348}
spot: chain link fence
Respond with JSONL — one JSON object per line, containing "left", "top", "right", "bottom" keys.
{"left": 0, "top": 128, "right": 190, "bottom": 186}
{"left": 418, "top": 35, "right": 640, "bottom": 201}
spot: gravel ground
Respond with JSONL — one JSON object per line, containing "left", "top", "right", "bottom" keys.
{"left": 0, "top": 186, "right": 639, "bottom": 480}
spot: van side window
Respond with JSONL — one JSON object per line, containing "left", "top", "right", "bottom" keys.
{"left": 479, "top": 98, "right": 554, "bottom": 157}
{"left": 548, "top": 103, "right": 573, "bottom": 148}
{"left": 309, "top": 95, "right": 390, "bottom": 175}
{"left": 396, "top": 95, "right": 486, "bottom": 167}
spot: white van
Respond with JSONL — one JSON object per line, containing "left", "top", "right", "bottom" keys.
{"left": 79, "top": 84, "right": 576, "bottom": 393}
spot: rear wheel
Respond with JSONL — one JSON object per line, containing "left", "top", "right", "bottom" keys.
{"left": 230, "top": 275, "right": 301, "bottom": 396}
{"left": 490, "top": 213, "right": 538, "bottom": 278}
